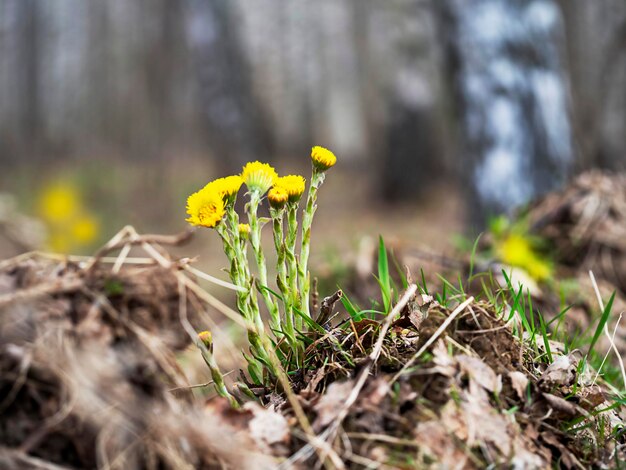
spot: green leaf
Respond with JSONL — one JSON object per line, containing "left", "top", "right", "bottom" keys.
{"left": 468, "top": 232, "right": 483, "bottom": 282}
{"left": 589, "top": 291, "right": 616, "bottom": 354}
{"left": 340, "top": 293, "right": 363, "bottom": 322}
{"left": 257, "top": 283, "right": 284, "bottom": 301}
{"left": 293, "top": 307, "right": 326, "bottom": 334}
{"left": 378, "top": 236, "right": 391, "bottom": 313}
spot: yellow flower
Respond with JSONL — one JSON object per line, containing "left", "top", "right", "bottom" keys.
{"left": 497, "top": 234, "right": 552, "bottom": 282}
{"left": 241, "top": 161, "right": 278, "bottom": 194}
{"left": 47, "top": 232, "right": 71, "bottom": 253}
{"left": 275, "top": 175, "right": 306, "bottom": 202}
{"left": 38, "top": 183, "right": 80, "bottom": 223}
{"left": 70, "top": 214, "right": 99, "bottom": 244}
{"left": 186, "top": 187, "right": 226, "bottom": 228}
{"left": 205, "top": 175, "right": 243, "bottom": 202}
{"left": 311, "top": 146, "right": 337, "bottom": 171}
{"left": 268, "top": 186, "right": 289, "bottom": 209}
{"left": 198, "top": 330, "right": 213, "bottom": 349}
{"left": 238, "top": 223, "right": 251, "bottom": 238}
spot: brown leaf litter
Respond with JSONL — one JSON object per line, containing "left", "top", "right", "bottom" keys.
{"left": 0, "top": 225, "right": 625, "bottom": 469}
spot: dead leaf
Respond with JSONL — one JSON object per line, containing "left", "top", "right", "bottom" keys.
{"left": 542, "top": 393, "right": 588, "bottom": 418}
{"left": 244, "top": 402, "right": 290, "bottom": 451}
{"left": 540, "top": 351, "right": 582, "bottom": 387}
{"left": 414, "top": 419, "right": 469, "bottom": 469}
{"left": 361, "top": 378, "right": 390, "bottom": 408}
{"left": 508, "top": 371, "right": 529, "bottom": 401}
{"left": 312, "top": 379, "right": 353, "bottom": 432}
{"left": 432, "top": 340, "right": 456, "bottom": 377}
{"left": 457, "top": 354, "right": 499, "bottom": 393}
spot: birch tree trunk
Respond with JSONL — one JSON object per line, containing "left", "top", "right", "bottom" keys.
{"left": 438, "top": 0, "right": 574, "bottom": 226}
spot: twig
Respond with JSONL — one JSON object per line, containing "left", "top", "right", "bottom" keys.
{"left": 184, "top": 264, "right": 245, "bottom": 292}
{"left": 390, "top": 296, "right": 474, "bottom": 385}
{"left": 316, "top": 290, "right": 343, "bottom": 326}
{"left": 90, "top": 227, "right": 193, "bottom": 266}
{"left": 0, "top": 278, "right": 84, "bottom": 308}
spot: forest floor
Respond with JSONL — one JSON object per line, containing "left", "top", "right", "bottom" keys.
{"left": 0, "top": 171, "right": 625, "bottom": 469}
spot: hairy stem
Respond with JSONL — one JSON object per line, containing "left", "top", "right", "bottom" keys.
{"left": 247, "top": 191, "right": 282, "bottom": 336}
{"left": 299, "top": 168, "right": 325, "bottom": 318}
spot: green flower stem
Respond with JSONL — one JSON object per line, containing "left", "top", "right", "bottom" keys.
{"left": 198, "top": 342, "right": 238, "bottom": 408}
{"left": 270, "top": 206, "right": 296, "bottom": 345}
{"left": 285, "top": 202, "right": 302, "bottom": 331}
{"left": 216, "top": 222, "right": 273, "bottom": 377}
{"left": 247, "top": 191, "right": 282, "bottom": 336}
{"left": 216, "top": 224, "right": 249, "bottom": 318}
{"left": 299, "top": 168, "right": 325, "bottom": 319}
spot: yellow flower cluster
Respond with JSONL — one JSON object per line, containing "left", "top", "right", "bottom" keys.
{"left": 497, "top": 233, "right": 552, "bottom": 282}
{"left": 186, "top": 147, "right": 338, "bottom": 397}
{"left": 38, "top": 181, "right": 100, "bottom": 253}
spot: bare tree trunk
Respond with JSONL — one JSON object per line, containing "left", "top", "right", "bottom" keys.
{"left": 437, "top": 0, "right": 574, "bottom": 228}
{"left": 368, "top": 0, "right": 446, "bottom": 202}
{"left": 184, "top": 0, "right": 271, "bottom": 173}
{"left": 560, "top": 0, "right": 626, "bottom": 171}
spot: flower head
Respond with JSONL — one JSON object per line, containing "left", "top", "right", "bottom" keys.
{"left": 268, "top": 186, "right": 289, "bottom": 209}
{"left": 241, "top": 161, "right": 278, "bottom": 194}
{"left": 38, "top": 182, "right": 80, "bottom": 223}
{"left": 186, "top": 187, "right": 226, "bottom": 228}
{"left": 70, "top": 215, "right": 99, "bottom": 244}
{"left": 204, "top": 175, "right": 243, "bottom": 204}
{"left": 238, "top": 223, "right": 251, "bottom": 239}
{"left": 275, "top": 175, "right": 306, "bottom": 203}
{"left": 198, "top": 330, "right": 213, "bottom": 349}
{"left": 310, "top": 146, "right": 337, "bottom": 171}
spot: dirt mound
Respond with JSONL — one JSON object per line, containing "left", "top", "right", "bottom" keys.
{"left": 0, "top": 226, "right": 624, "bottom": 469}
{"left": 529, "top": 170, "right": 626, "bottom": 294}
{"left": 0, "top": 231, "right": 288, "bottom": 469}
{"left": 285, "top": 293, "right": 624, "bottom": 468}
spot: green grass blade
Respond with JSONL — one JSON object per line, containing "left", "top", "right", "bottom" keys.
{"left": 588, "top": 291, "right": 616, "bottom": 354}
{"left": 340, "top": 293, "right": 363, "bottom": 322}
{"left": 378, "top": 236, "right": 391, "bottom": 313}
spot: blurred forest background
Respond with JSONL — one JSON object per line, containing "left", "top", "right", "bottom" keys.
{"left": 0, "top": 0, "right": 625, "bottom": 267}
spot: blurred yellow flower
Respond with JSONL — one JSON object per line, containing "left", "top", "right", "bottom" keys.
{"left": 275, "top": 175, "right": 306, "bottom": 202}
{"left": 38, "top": 183, "right": 80, "bottom": 223}
{"left": 241, "top": 161, "right": 278, "bottom": 194}
{"left": 238, "top": 223, "right": 251, "bottom": 237}
{"left": 497, "top": 233, "right": 552, "bottom": 282}
{"left": 48, "top": 232, "right": 71, "bottom": 253}
{"left": 311, "top": 146, "right": 337, "bottom": 171}
{"left": 186, "top": 187, "right": 226, "bottom": 228}
{"left": 71, "top": 215, "right": 99, "bottom": 244}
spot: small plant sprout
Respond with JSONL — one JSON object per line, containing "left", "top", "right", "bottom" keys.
{"left": 185, "top": 147, "right": 336, "bottom": 397}
{"left": 197, "top": 331, "right": 238, "bottom": 408}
